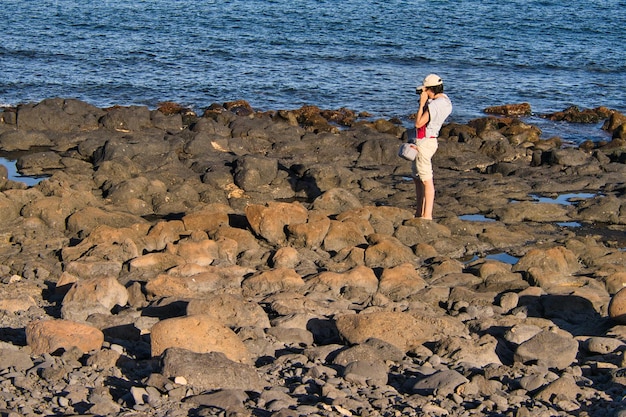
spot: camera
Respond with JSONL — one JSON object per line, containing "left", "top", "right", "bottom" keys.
{"left": 416, "top": 86, "right": 424, "bottom": 94}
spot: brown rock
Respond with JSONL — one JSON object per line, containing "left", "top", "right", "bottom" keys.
{"left": 145, "top": 220, "right": 186, "bottom": 252}
{"left": 129, "top": 252, "right": 184, "bottom": 274}
{"left": 241, "top": 268, "right": 305, "bottom": 297}
{"left": 60, "top": 224, "right": 147, "bottom": 264}
{"left": 305, "top": 266, "right": 379, "bottom": 301}
{"left": 150, "top": 315, "right": 251, "bottom": 363}
{"left": 186, "top": 293, "right": 270, "bottom": 329}
{"left": 62, "top": 261, "right": 124, "bottom": 281}
{"left": 145, "top": 265, "right": 252, "bottom": 298}
{"left": 543, "top": 105, "right": 610, "bottom": 123}
{"left": 483, "top": 103, "right": 532, "bottom": 116}
{"left": 393, "top": 218, "right": 451, "bottom": 248}
{"left": 322, "top": 220, "right": 368, "bottom": 253}
{"left": 0, "top": 295, "right": 37, "bottom": 313}
{"left": 311, "top": 187, "right": 363, "bottom": 214}
{"left": 605, "top": 272, "right": 626, "bottom": 295}
{"left": 245, "top": 201, "right": 308, "bottom": 245}
{"left": 26, "top": 319, "right": 104, "bottom": 355}
{"left": 335, "top": 311, "right": 436, "bottom": 352}
{"left": 62, "top": 275, "right": 128, "bottom": 310}
{"left": 378, "top": 263, "right": 427, "bottom": 301}
{"left": 66, "top": 206, "right": 149, "bottom": 236}
{"left": 609, "top": 287, "right": 626, "bottom": 324}
{"left": 513, "top": 246, "right": 580, "bottom": 288}
{"left": 602, "top": 110, "right": 626, "bottom": 132}
{"left": 175, "top": 239, "right": 220, "bottom": 267}
{"left": 271, "top": 247, "right": 300, "bottom": 269}
{"left": 213, "top": 226, "right": 261, "bottom": 254}
{"left": 182, "top": 204, "right": 232, "bottom": 234}
{"left": 435, "top": 334, "right": 502, "bottom": 367}
{"left": 286, "top": 213, "right": 333, "bottom": 250}
{"left": 494, "top": 201, "right": 570, "bottom": 223}
{"left": 364, "top": 234, "right": 416, "bottom": 268}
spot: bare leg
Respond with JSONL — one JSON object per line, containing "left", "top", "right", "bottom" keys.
{"left": 421, "top": 178, "right": 435, "bottom": 219}
{"left": 413, "top": 178, "right": 425, "bottom": 217}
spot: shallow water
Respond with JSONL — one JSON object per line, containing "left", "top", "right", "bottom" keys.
{"left": 0, "top": 157, "right": 46, "bottom": 186}
{"left": 530, "top": 193, "right": 597, "bottom": 205}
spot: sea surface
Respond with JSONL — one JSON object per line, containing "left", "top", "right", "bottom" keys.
{"left": 1, "top": 0, "right": 625, "bottom": 144}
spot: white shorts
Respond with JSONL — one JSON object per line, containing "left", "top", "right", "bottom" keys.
{"left": 411, "top": 137, "right": 438, "bottom": 181}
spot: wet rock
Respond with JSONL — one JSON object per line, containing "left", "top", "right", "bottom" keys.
{"left": 484, "top": 103, "right": 532, "bottom": 116}
{"left": 100, "top": 105, "right": 152, "bottom": 131}
{"left": 543, "top": 105, "right": 612, "bottom": 123}
{"left": 16, "top": 98, "right": 104, "bottom": 132}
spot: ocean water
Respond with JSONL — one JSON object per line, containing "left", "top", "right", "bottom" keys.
{"left": 1, "top": 0, "right": 625, "bottom": 144}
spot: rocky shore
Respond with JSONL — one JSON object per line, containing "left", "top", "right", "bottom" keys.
{"left": 1, "top": 97, "right": 626, "bottom": 417}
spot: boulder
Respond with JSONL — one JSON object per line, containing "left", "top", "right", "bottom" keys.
{"left": 66, "top": 206, "right": 149, "bottom": 236}
{"left": 187, "top": 294, "right": 270, "bottom": 329}
{"left": 364, "top": 234, "right": 417, "bottom": 268}
{"left": 144, "top": 265, "right": 252, "bottom": 298}
{"left": 322, "top": 220, "right": 368, "bottom": 253}
{"left": 483, "top": 103, "right": 532, "bottom": 116}
{"left": 16, "top": 98, "right": 104, "bottom": 132}
{"left": 335, "top": 311, "right": 437, "bottom": 352}
{"left": 160, "top": 348, "right": 263, "bottom": 392}
{"left": 150, "top": 315, "right": 252, "bottom": 363}
{"left": 377, "top": 263, "right": 427, "bottom": 301}
{"left": 61, "top": 276, "right": 129, "bottom": 321}
{"left": 233, "top": 155, "right": 278, "bottom": 191}
{"left": 311, "top": 187, "right": 363, "bottom": 214}
{"left": 26, "top": 319, "right": 104, "bottom": 355}
{"left": 286, "top": 214, "right": 331, "bottom": 250}
{"left": 0, "top": 131, "right": 54, "bottom": 151}
{"left": 99, "top": 105, "right": 152, "bottom": 131}
{"left": 514, "top": 330, "right": 579, "bottom": 370}
{"left": 411, "top": 369, "right": 470, "bottom": 396}
{"left": 513, "top": 246, "right": 580, "bottom": 288}
{"left": 609, "top": 287, "right": 626, "bottom": 324}
{"left": 241, "top": 268, "right": 305, "bottom": 297}
{"left": 305, "top": 266, "right": 379, "bottom": 302}
{"left": 245, "top": 201, "right": 308, "bottom": 245}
